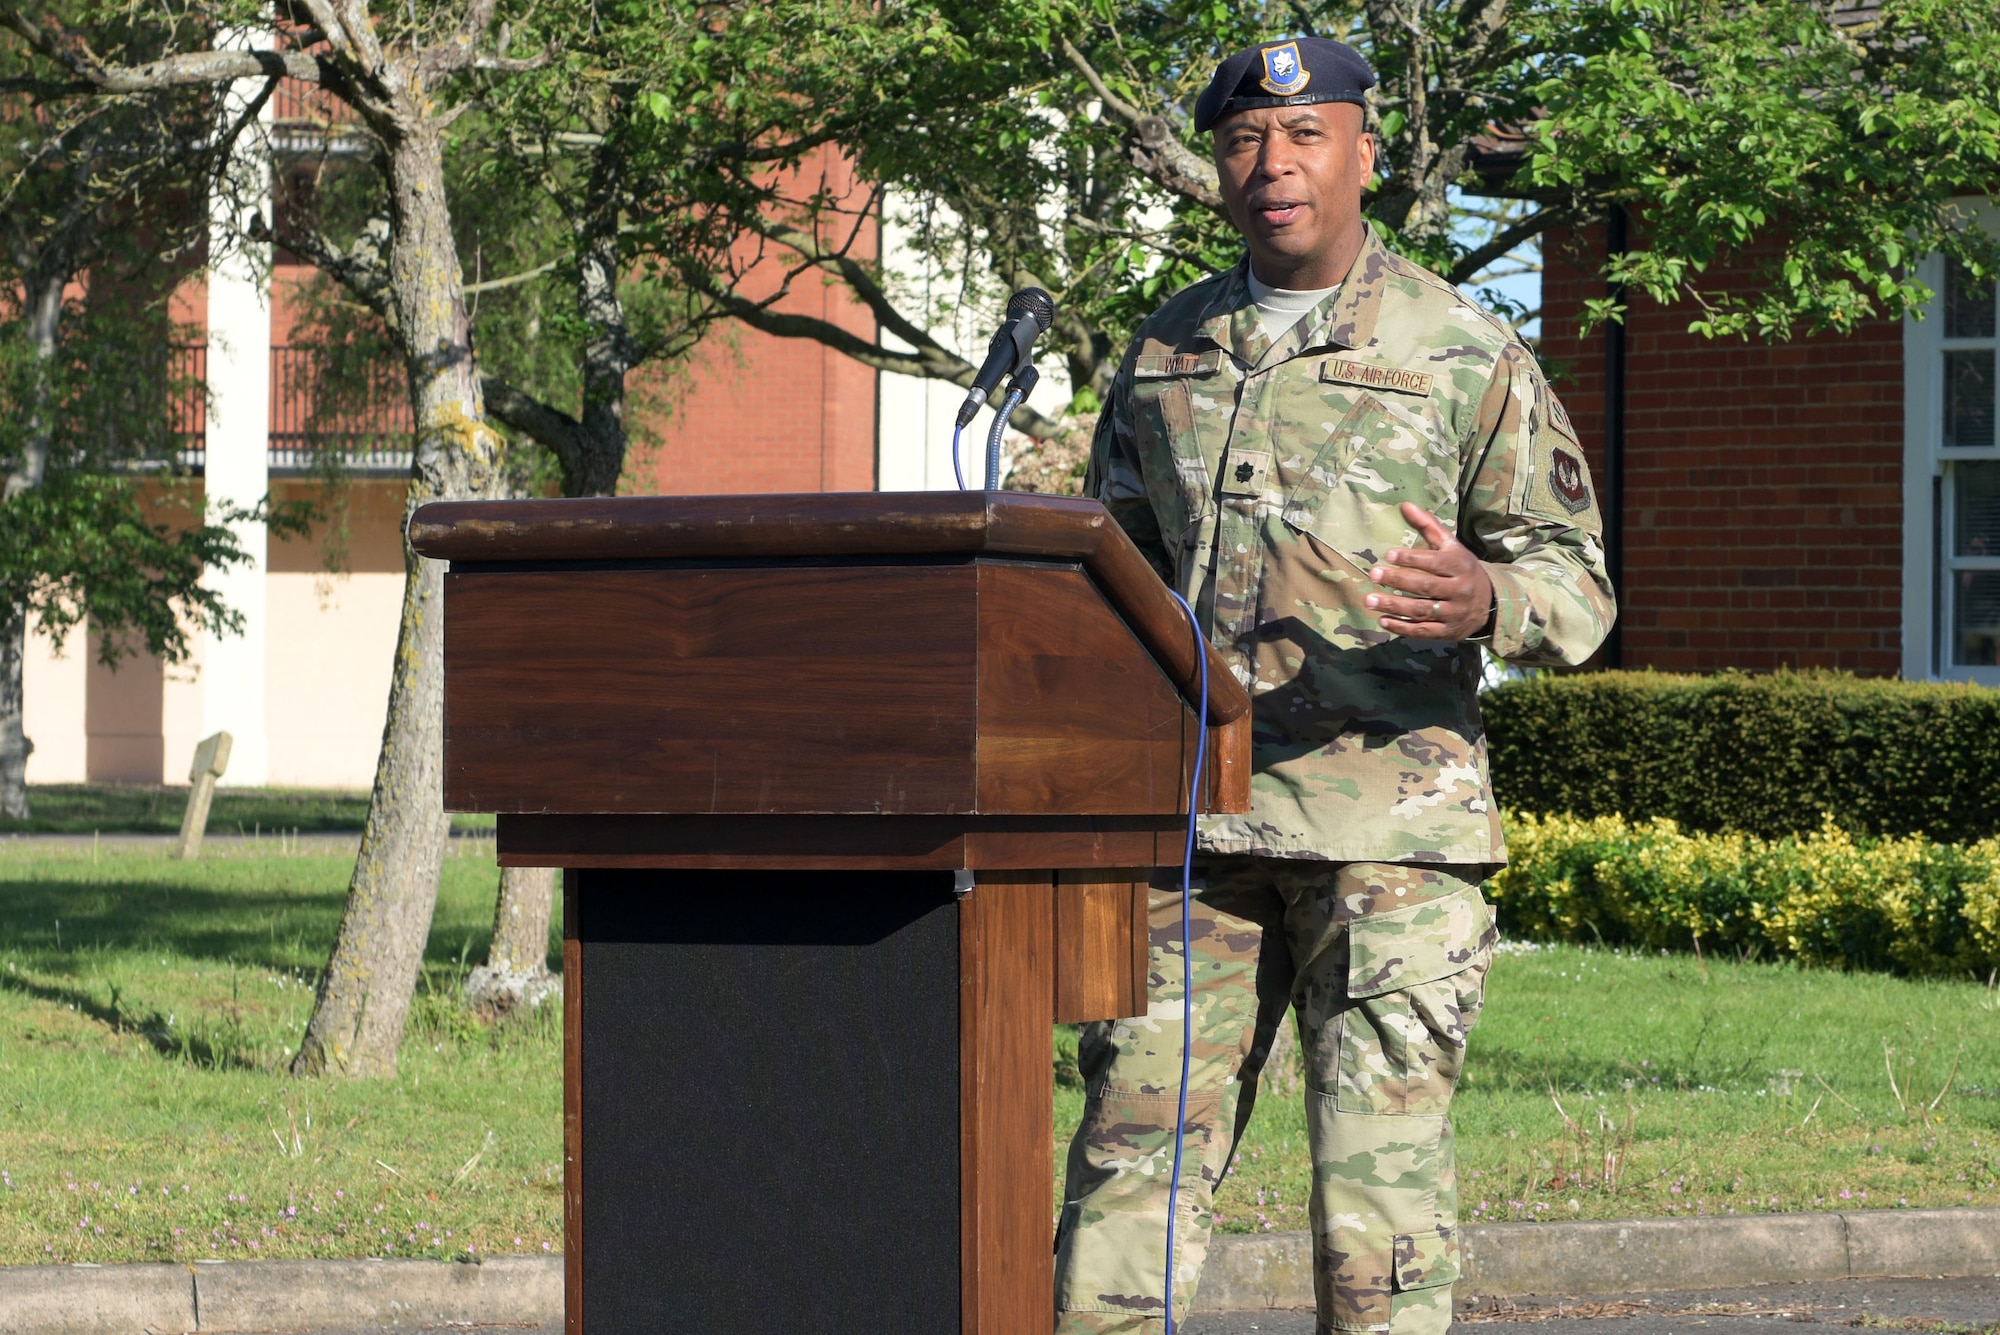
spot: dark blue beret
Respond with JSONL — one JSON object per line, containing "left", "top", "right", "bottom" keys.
{"left": 1193, "top": 37, "right": 1376, "bottom": 134}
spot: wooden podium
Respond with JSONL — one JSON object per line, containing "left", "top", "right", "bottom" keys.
{"left": 410, "top": 492, "right": 1252, "bottom": 1335}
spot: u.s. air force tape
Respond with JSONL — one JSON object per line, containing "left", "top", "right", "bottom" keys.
{"left": 1320, "top": 359, "right": 1433, "bottom": 397}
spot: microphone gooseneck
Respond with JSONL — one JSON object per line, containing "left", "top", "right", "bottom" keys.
{"left": 955, "top": 288, "right": 1057, "bottom": 430}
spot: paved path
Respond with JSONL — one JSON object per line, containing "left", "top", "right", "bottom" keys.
{"left": 0, "top": 830, "right": 494, "bottom": 851}
{"left": 1185, "top": 1277, "right": 2000, "bottom": 1334}
{"left": 215, "top": 1278, "right": 2000, "bottom": 1334}
{"left": 243, "top": 1327, "right": 557, "bottom": 1335}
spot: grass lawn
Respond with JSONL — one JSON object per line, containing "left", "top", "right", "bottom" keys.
{"left": 0, "top": 784, "right": 494, "bottom": 835}
{"left": 3, "top": 843, "right": 1997, "bottom": 1268}
{"left": 0, "top": 840, "right": 556, "bottom": 1266}
{"left": 1052, "top": 942, "right": 2000, "bottom": 1235}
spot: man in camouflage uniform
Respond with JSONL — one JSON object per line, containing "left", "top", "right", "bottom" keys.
{"left": 1055, "top": 36, "right": 1615, "bottom": 1335}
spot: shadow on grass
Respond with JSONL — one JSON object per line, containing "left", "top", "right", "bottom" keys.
{"left": 0, "top": 968, "right": 260, "bottom": 1070}
{"left": 1469, "top": 1018, "right": 1774, "bottom": 1095}
{"left": 0, "top": 878, "right": 492, "bottom": 974}
{"left": 0, "top": 784, "right": 499, "bottom": 835}
{"left": 0, "top": 784, "right": 372, "bottom": 835}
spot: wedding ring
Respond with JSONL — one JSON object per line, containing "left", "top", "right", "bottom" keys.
{"left": 1431, "top": 599, "right": 1442, "bottom": 621}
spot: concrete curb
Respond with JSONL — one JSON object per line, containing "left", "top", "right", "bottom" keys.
{"left": 1201, "top": 1207, "right": 2000, "bottom": 1308}
{"left": 3, "top": 1208, "right": 1996, "bottom": 1331}
{"left": 0, "top": 1263, "right": 193, "bottom": 1335}
{"left": 0, "top": 1255, "right": 562, "bottom": 1334}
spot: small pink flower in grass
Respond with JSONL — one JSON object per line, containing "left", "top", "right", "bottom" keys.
{"left": 542, "top": 1242, "right": 551, "bottom": 1252}
{"left": 1839, "top": 1189, "right": 1853, "bottom": 1200}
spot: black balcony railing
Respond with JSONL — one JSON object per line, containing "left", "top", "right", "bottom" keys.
{"left": 171, "top": 344, "right": 413, "bottom": 476}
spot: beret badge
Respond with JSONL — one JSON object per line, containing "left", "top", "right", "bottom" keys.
{"left": 1258, "top": 42, "right": 1310, "bottom": 96}
{"left": 1194, "top": 36, "right": 1374, "bottom": 133}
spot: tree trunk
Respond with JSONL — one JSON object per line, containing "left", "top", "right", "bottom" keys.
{"left": 465, "top": 865, "right": 560, "bottom": 1018}
{"left": 570, "top": 227, "right": 634, "bottom": 498}
{"left": 0, "top": 609, "right": 28, "bottom": 821}
{"left": 0, "top": 266, "right": 68, "bottom": 821}
{"left": 464, "top": 229, "right": 628, "bottom": 1013}
{"left": 292, "top": 122, "right": 507, "bottom": 1079}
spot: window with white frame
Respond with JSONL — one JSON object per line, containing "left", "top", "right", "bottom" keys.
{"left": 1904, "top": 215, "right": 2000, "bottom": 683}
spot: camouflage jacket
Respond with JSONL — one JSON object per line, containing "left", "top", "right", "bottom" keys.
{"left": 1088, "top": 229, "right": 1616, "bottom": 864}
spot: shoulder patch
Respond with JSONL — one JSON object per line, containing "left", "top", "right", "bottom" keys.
{"left": 1548, "top": 446, "right": 1592, "bottom": 514}
{"left": 1320, "top": 358, "right": 1433, "bottom": 397}
{"left": 1134, "top": 350, "right": 1224, "bottom": 378}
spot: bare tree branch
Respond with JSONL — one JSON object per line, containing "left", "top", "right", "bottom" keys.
{"left": 0, "top": 10, "right": 324, "bottom": 92}
{"left": 1445, "top": 204, "right": 1564, "bottom": 286}
{"left": 699, "top": 276, "right": 1062, "bottom": 439}
{"left": 273, "top": 218, "right": 400, "bottom": 330}
{"left": 735, "top": 214, "right": 964, "bottom": 368}
{"left": 463, "top": 259, "right": 561, "bottom": 294}
{"left": 481, "top": 374, "right": 589, "bottom": 469}
{"left": 1060, "top": 38, "right": 1222, "bottom": 212}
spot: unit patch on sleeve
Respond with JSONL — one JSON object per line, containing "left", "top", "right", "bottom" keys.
{"left": 1319, "top": 358, "right": 1434, "bottom": 397}
{"left": 1549, "top": 447, "right": 1592, "bottom": 514}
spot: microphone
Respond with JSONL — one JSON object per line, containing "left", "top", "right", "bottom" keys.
{"left": 955, "top": 288, "right": 1056, "bottom": 428}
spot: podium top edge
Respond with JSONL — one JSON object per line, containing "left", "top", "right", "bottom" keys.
{"left": 410, "top": 492, "right": 1250, "bottom": 726}
{"left": 409, "top": 491, "right": 1104, "bottom": 564}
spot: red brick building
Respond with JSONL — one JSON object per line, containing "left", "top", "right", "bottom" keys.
{"left": 633, "top": 149, "right": 882, "bottom": 496}
{"left": 1538, "top": 208, "right": 1998, "bottom": 684}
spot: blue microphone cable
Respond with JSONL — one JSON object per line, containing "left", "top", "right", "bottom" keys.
{"left": 956, "top": 383, "right": 1207, "bottom": 1332}
{"left": 1163, "top": 589, "right": 1208, "bottom": 1335}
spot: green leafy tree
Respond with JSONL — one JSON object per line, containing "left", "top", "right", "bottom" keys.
{"left": 0, "top": 7, "right": 276, "bottom": 821}
{"left": 664, "top": 0, "right": 2000, "bottom": 430}
{"left": 0, "top": 0, "right": 547, "bottom": 1078}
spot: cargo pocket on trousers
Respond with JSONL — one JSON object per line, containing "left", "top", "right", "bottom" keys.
{"left": 1392, "top": 1226, "right": 1460, "bottom": 1292}
{"left": 1335, "top": 888, "right": 1494, "bottom": 1116}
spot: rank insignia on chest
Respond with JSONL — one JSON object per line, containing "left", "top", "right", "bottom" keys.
{"left": 1220, "top": 448, "right": 1271, "bottom": 496}
{"left": 1320, "top": 358, "right": 1434, "bottom": 397}
{"left": 1549, "top": 447, "right": 1592, "bottom": 514}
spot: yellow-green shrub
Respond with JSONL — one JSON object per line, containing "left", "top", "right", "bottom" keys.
{"left": 1491, "top": 813, "right": 2000, "bottom": 979}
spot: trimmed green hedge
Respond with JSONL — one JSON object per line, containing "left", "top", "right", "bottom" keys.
{"left": 1491, "top": 812, "right": 2000, "bottom": 979}
{"left": 1484, "top": 669, "right": 2000, "bottom": 842}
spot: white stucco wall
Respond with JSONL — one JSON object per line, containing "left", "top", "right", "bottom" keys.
{"left": 263, "top": 571, "right": 402, "bottom": 789}
{"left": 21, "top": 624, "right": 86, "bottom": 784}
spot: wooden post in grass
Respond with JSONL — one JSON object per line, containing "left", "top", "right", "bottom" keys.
{"left": 177, "top": 731, "right": 233, "bottom": 859}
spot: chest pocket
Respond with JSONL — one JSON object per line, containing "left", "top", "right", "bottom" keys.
{"left": 1131, "top": 351, "right": 1231, "bottom": 590}
{"left": 1276, "top": 390, "right": 1440, "bottom": 573}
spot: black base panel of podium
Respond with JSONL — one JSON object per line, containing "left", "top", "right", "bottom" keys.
{"left": 576, "top": 869, "right": 962, "bottom": 1334}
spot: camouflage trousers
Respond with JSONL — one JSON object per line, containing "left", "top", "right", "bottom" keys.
{"left": 1053, "top": 857, "right": 1498, "bottom": 1335}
